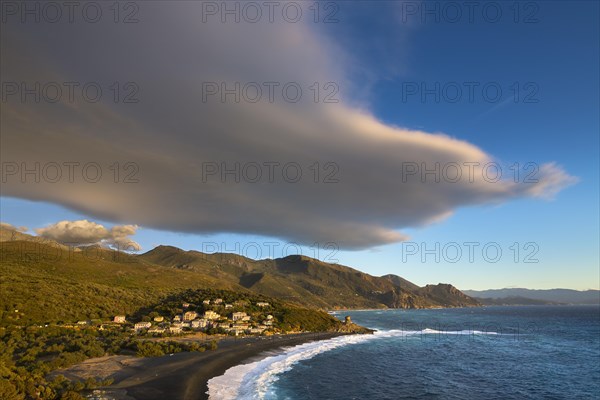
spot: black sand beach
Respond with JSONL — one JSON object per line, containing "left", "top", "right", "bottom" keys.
{"left": 101, "top": 332, "right": 345, "bottom": 400}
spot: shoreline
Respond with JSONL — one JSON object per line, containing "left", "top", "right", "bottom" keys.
{"left": 80, "top": 332, "right": 351, "bottom": 400}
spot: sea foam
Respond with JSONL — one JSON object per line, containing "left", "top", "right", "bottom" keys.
{"left": 207, "top": 328, "right": 498, "bottom": 399}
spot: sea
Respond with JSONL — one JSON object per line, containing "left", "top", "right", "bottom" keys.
{"left": 207, "top": 306, "right": 600, "bottom": 399}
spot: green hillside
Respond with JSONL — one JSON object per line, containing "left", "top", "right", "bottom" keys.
{"left": 1, "top": 235, "right": 479, "bottom": 326}
{"left": 0, "top": 241, "right": 241, "bottom": 325}
{"left": 138, "top": 246, "right": 480, "bottom": 309}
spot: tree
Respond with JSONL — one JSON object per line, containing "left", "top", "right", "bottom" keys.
{"left": 60, "top": 391, "right": 86, "bottom": 400}
{"left": 0, "top": 379, "right": 24, "bottom": 400}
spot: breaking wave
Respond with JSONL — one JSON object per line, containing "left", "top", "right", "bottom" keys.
{"left": 207, "top": 328, "right": 498, "bottom": 399}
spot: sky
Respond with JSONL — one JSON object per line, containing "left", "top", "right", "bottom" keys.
{"left": 1, "top": 1, "right": 598, "bottom": 290}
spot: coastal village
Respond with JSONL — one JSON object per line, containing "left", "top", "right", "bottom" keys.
{"left": 74, "top": 298, "right": 276, "bottom": 337}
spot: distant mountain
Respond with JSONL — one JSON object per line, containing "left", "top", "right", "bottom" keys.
{"left": 419, "top": 284, "right": 480, "bottom": 307}
{"left": 476, "top": 296, "right": 564, "bottom": 306}
{"left": 463, "top": 288, "right": 600, "bottom": 305}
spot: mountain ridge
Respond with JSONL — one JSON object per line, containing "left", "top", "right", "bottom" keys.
{"left": 138, "top": 243, "right": 480, "bottom": 309}
{"left": 1, "top": 232, "right": 481, "bottom": 324}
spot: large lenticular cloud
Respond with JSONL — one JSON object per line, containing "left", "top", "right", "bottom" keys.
{"left": 0, "top": 2, "right": 576, "bottom": 249}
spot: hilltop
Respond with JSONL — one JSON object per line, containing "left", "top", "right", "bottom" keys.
{"left": 138, "top": 245, "right": 480, "bottom": 309}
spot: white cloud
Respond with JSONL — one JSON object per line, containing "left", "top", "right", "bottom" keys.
{"left": 35, "top": 220, "right": 141, "bottom": 251}
{"left": 0, "top": 3, "right": 576, "bottom": 249}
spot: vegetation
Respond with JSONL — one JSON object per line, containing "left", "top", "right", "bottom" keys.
{"left": 2, "top": 236, "right": 479, "bottom": 326}
{"left": 0, "top": 241, "right": 238, "bottom": 326}
{"left": 139, "top": 246, "right": 481, "bottom": 309}
{"left": 130, "top": 340, "right": 211, "bottom": 357}
{"left": 275, "top": 307, "right": 346, "bottom": 332}
{"left": 0, "top": 326, "right": 121, "bottom": 399}
{"left": 0, "top": 323, "right": 217, "bottom": 399}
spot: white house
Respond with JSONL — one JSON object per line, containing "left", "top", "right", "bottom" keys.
{"left": 183, "top": 311, "right": 198, "bottom": 321}
{"left": 204, "top": 311, "right": 220, "bottom": 320}
{"left": 113, "top": 315, "right": 126, "bottom": 323}
{"left": 134, "top": 322, "right": 151, "bottom": 330}
{"left": 231, "top": 312, "right": 248, "bottom": 321}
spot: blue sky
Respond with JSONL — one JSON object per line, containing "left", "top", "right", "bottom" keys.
{"left": 318, "top": 1, "right": 600, "bottom": 289}
{"left": 1, "top": 1, "right": 598, "bottom": 290}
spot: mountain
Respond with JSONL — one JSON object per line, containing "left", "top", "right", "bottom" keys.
{"left": 418, "top": 284, "right": 481, "bottom": 307}
{"left": 138, "top": 245, "right": 480, "bottom": 309}
{"left": 463, "top": 288, "right": 600, "bottom": 305}
{"left": 0, "top": 227, "right": 73, "bottom": 251}
{"left": 381, "top": 274, "right": 421, "bottom": 292}
{"left": 475, "top": 296, "right": 564, "bottom": 306}
{"left": 0, "top": 233, "right": 479, "bottom": 325}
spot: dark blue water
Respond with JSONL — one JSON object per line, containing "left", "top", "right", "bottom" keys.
{"left": 271, "top": 306, "right": 600, "bottom": 399}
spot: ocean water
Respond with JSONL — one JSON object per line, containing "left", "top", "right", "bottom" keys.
{"left": 207, "top": 306, "right": 600, "bottom": 399}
